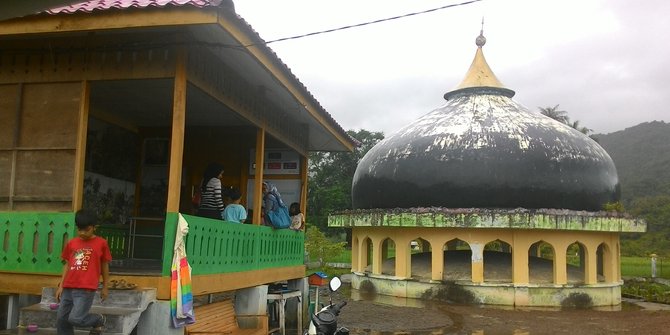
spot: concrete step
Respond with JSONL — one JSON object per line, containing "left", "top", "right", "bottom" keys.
{"left": 40, "top": 287, "right": 156, "bottom": 310}
{"left": 20, "top": 303, "right": 143, "bottom": 334}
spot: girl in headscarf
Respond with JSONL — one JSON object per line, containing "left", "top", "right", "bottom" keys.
{"left": 197, "top": 163, "right": 225, "bottom": 219}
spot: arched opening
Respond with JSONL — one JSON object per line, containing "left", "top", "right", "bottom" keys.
{"left": 529, "top": 241, "right": 554, "bottom": 284}
{"left": 597, "top": 243, "right": 612, "bottom": 283}
{"left": 408, "top": 237, "right": 432, "bottom": 280}
{"left": 484, "top": 239, "right": 512, "bottom": 283}
{"left": 566, "top": 242, "right": 587, "bottom": 284}
{"left": 380, "top": 238, "right": 396, "bottom": 276}
{"left": 444, "top": 238, "right": 471, "bottom": 281}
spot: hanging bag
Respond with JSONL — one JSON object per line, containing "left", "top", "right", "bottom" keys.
{"left": 266, "top": 194, "right": 291, "bottom": 229}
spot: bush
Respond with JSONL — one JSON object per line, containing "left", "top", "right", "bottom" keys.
{"left": 305, "top": 226, "right": 346, "bottom": 267}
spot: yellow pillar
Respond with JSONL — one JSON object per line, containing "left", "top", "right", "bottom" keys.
{"left": 395, "top": 240, "right": 411, "bottom": 279}
{"left": 372, "top": 238, "right": 383, "bottom": 275}
{"left": 512, "top": 238, "right": 529, "bottom": 285}
{"left": 351, "top": 233, "right": 360, "bottom": 272}
{"left": 471, "top": 243, "right": 484, "bottom": 283}
{"left": 431, "top": 241, "right": 444, "bottom": 281}
{"left": 584, "top": 247, "right": 597, "bottom": 284}
{"left": 166, "top": 49, "right": 187, "bottom": 212}
{"left": 252, "top": 128, "right": 265, "bottom": 225}
{"left": 554, "top": 245, "right": 567, "bottom": 285}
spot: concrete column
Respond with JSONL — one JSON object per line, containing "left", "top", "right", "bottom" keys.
{"left": 603, "top": 243, "right": 615, "bottom": 283}
{"left": 136, "top": 301, "right": 183, "bottom": 335}
{"left": 470, "top": 243, "right": 484, "bottom": 283}
{"left": 286, "top": 278, "right": 307, "bottom": 332}
{"left": 395, "top": 240, "right": 411, "bottom": 279}
{"left": 235, "top": 285, "right": 269, "bottom": 316}
{"left": 554, "top": 247, "right": 567, "bottom": 285}
{"left": 584, "top": 247, "right": 597, "bottom": 284}
{"left": 372, "top": 238, "right": 383, "bottom": 275}
{"left": 512, "top": 240, "right": 529, "bottom": 285}
{"left": 351, "top": 232, "right": 360, "bottom": 272}
{"left": 431, "top": 244, "right": 444, "bottom": 281}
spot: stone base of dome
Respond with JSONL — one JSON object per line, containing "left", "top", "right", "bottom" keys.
{"left": 351, "top": 272, "right": 622, "bottom": 307}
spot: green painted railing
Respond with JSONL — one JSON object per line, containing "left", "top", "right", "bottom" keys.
{"left": 0, "top": 212, "right": 76, "bottom": 275}
{"left": 161, "top": 213, "right": 304, "bottom": 276}
{"left": 0, "top": 212, "right": 304, "bottom": 278}
{"left": 96, "top": 224, "right": 129, "bottom": 260}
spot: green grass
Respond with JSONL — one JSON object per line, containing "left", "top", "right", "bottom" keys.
{"left": 621, "top": 256, "right": 670, "bottom": 279}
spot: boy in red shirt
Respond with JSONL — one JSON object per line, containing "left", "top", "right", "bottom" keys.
{"left": 56, "top": 210, "right": 112, "bottom": 335}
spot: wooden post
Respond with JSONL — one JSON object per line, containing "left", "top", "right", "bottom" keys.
{"left": 252, "top": 128, "right": 265, "bottom": 225}
{"left": 166, "top": 49, "right": 187, "bottom": 213}
{"left": 72, "top": 80, "right": 90, "bottom": 211}
{"left": 300, "top": 155, "right": 308, "bottom": 220}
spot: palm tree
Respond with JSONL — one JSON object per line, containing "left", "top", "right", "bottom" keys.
{"left": 539, "top": 104, "right": 570, "bottom": 124}
{"left": 569, "top": 120, "right": 593, "bottom": 135}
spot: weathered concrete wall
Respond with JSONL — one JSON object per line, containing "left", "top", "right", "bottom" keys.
{"left": 330, "top": 208, "right": 645, "bottom": 233}
{"left": 351, "top": 273, "right": 622, "bottom": 307}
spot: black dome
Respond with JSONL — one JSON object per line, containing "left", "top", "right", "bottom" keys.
{"left": 352, "top": 89, "right": 620, "bottom": 211}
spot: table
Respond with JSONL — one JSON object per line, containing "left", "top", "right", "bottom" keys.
{"left": 267, "top": 290, "right": 302, "bottom": 335}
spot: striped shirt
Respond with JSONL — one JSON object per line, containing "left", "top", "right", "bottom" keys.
{"left": 199, "top": 177, "right": 224, "bottom": 211}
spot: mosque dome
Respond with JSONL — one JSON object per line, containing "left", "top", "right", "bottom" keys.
{"left": 352, "top": 32, "right": 620, "bottom": 211}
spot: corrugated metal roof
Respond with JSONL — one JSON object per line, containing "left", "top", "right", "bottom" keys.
{"left": 46, "top": 0, "right": 222, "bottom": 14}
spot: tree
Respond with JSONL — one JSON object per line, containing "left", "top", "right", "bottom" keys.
{"left": 539, "top": 105, "right": 598, "bottom": 141}
{"left": 307, "top": 129, "right": 384, "bottom": 234}
{"left": 539, "top": 104, "right": 569, "bottom": 124}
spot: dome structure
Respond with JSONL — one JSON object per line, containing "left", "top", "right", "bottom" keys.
{"left": 352, "top": 33, "right": 620, "bottom": 211}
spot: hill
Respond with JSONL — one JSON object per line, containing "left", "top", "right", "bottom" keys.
{"left": 595, "top": 121, "right": 670, "bottom": 205}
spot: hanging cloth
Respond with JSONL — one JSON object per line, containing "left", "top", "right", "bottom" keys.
{"left": 171, "top": 214, "right": 195, "bottom": 327}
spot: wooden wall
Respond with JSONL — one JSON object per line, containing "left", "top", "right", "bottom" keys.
{"left": 0, "top": 82, "right": 82, "bottom": 211}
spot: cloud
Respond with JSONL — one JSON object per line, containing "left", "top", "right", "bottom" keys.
{"left": 235, "top": 0, "right": 669, "bottom": 136}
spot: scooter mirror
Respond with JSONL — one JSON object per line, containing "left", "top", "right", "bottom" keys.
{"left": 329, "top": 276, "right": 342, "bottom": 292}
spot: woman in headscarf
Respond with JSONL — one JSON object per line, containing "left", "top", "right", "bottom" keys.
{"left": 197, "top": 163, "right": 225, "bottom": 219}
{"left": 262, "top": 181, "right": 290, "bottom": 228}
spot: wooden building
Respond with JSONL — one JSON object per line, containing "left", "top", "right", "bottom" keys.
{"left": 0, "top": 0, "right": 354, "bottom": 320}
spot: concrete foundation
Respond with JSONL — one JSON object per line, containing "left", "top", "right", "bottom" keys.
{"left": 351, "top": 272, "right": 622, "bottom": 307}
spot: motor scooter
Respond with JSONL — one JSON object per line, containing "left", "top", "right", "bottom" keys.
{"left": 305, "top": 276, "right": 349, "bottom": 335}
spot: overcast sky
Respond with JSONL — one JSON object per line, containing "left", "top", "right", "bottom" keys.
{"left": 234, "top": 0, "right": 669, "bottom": 137}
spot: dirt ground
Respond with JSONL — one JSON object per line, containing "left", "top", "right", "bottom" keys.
{"left": 336, "top": 298, "right": 670, "bottom": 335}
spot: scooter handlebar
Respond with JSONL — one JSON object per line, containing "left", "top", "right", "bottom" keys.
{"left": 330, "top": 301, "right": 347, "bottom": 315}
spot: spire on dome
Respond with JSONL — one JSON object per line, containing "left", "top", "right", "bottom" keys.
{"left": 445, "top": 22, "right": 515, "bottom": 99}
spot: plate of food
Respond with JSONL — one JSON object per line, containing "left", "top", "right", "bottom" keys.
{"left": 109, "top": 279, "right": 137, "bottom": 290}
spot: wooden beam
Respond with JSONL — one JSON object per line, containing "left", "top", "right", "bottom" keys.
{"left": 72, "top": 80, "right": 89, "bottom": 211}
{"left": 190, "top": 265, "right": 305, "bottom": 297}
{"left": 0, "top": 7, "right": 217, "bottom": 36}
{"left": 166, "top": 49, "right": 187, "bottom": 212}
{"left": 252, "top": 128, "right": 265, "bottom": 225}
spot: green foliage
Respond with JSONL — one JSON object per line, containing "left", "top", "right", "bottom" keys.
{"left": 307, "top": 129, "right": 384, "bottom": 235}
{"left": 603, "top": 201, "right": 625, "bottom": 212}
{"left": 305, "top": 226, "right": 347, "bottom": 267}
{"left": 620, "top": 195, "right": 670, "bottom": 257}
{"left": 622, "top": 278, "right": 670, "bottom": 303}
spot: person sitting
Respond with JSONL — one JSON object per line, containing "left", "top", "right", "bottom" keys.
{"left": 222, "top": 188, "right": 247, "bottom": 223}
{"left": 262, "top": 181, "right": 291, "bottom": 228}
{"left": 289, "top": 202, "right": 305, "bottom": 231}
